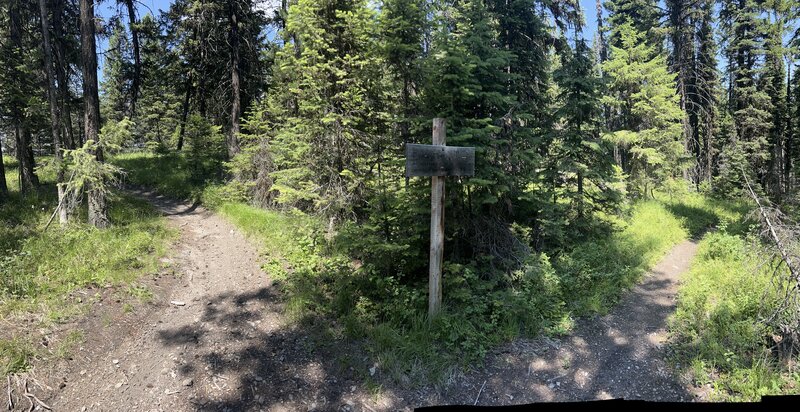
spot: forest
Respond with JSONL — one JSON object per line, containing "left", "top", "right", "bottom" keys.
{"left": 1, "top": 0, "right": 800, "bottom": 407}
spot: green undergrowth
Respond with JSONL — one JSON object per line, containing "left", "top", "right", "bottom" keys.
{"left": 669, "top": 231, "right": 800, "bottom": 401}
{"left": 112, "top": 151, "right": 201, "bottom": 200}
{"left": 112, "top": 153, "right": 757, "bottom": 386}
{"left": 215, "top": 194, "right": 738, "bottom": 385}
{"left": 1, "top": 161, "right": 175, "bottom": 376}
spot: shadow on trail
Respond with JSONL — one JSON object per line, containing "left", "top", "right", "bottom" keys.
{"left": 156, "top": 286, "right": 399, "bottom": 411}
{"left": 662, "top": 202, "right": 718, "bottom": 238}
{"left": 463, "top": 243, "right": 698, "bottom": 404}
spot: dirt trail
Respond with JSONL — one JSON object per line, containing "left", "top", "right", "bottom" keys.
{"left": 38, "top": 192, "right": 699, "bottom": 411}
{"left": 45, "top": 189, "right": 374, "bottom": 411}
{"left": 424, "top": 240, "right": 700, "bottom": 405}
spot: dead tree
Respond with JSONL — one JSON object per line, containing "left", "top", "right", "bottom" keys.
{"left": 743, "top": 172, "right": 800, "bottom": 360}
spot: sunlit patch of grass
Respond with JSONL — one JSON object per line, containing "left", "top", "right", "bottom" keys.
{"left": 1, "top": 159, "right": 176, "bottom": 325}
{"left": 669, "top": 231, "right": 799, "bottom": 400}
{"left": 556, "top": 200, "right": 688, "bottom": 315}
{"left": 112, "top": 152, "right": 198, "bottom": 200}
{"left": 0, "top": 338, "right": 33, "bottom": 376}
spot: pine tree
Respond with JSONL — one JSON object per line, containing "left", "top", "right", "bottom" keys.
{"left": 718, "top": 0, "right": 772, "bottom": 192}
{"left": 137, "top": 14, "right": 181, "bottom": 148}
{"left": 693, "top": 0, "right": 720, "bottom": 186}
{"left": 606, "top": 0, "right": 664, "bottom": 52}
{"left": 81, "top": 0, "right": 110, "bottom": 228}
{"left": 602, "top": 21, "right": 686, "bottom": 197}
{"left": 553, "top": 36, "right": 619, "bottom": 222}
{"left": 257, "top": 0, "right": 387, "bottom": 220}
{"left": 0, "top": 0, "right": 41, "bottom": 193}
{"left": 101, "top": 20, "right": 132, "bottom": 122}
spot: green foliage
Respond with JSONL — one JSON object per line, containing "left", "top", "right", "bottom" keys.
{"left": 0, "top": 338, "right": 32, "bottom": 376}
{"left": 100, "top": 117, "right": 136, "bottom": 150}
{"left": 670, "top": 231, "right": 799, "bottom": 400}
{"left": 63, "top": 141, "right": 122, "bottom": 200}
{"left": 112, "top": 152, "right": 197, "bottom": 200}
{"left": 210, "top": 189, "right": 729, "bottom": 384}
{"left": 0, "top": 194, "right": 174, "bottom": 302}
{"left": 184, "top": 115, "right": 226, "bottom": 183}
{"left": 555, "top": 201, "right": 688, "bottom": 314}
{"left": 100, "top": 19, "right": 133, "bottom": 120}
{"left": 602, "top": 22, "right": 687, "bottom": 196}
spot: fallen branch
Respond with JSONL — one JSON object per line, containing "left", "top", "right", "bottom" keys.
{"left": 474, "top": 380, "right": 486, "bottom": 406}
{"left": 22, "top": 378, "right": 51, "bottom": 411}
{"left": 43, "top": 169, "right": 77, "bottom": 232}
{"left": 6, "top": 375, "right": 12, "bottom": 411}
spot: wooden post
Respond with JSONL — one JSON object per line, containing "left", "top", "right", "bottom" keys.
{"left": 429, "top": 118, "right": 446, "bottom": 319}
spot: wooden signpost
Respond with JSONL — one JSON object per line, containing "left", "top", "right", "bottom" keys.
{"left": 405, "top": 118, "right": 475, "bottom": 319}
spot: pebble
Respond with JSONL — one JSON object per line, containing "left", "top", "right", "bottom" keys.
{"left": 182, "top": 378, "right": 194, "bottom": 387}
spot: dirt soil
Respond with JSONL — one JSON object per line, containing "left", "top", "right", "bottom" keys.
{"left": 17, "top": 191, "right": 700, "bottom": 411}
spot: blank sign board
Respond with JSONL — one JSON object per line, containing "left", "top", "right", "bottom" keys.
{"left": 405, "top": 144, "right": 475, "bottom": 177}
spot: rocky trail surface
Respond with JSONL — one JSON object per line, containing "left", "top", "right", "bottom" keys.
{"left": 28, "top": 192, "right": 699, "bottom": 411}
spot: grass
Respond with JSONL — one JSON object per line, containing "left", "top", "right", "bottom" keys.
{"left": 669, "top": 231, "right": 800, "bottom": 401}
{"left": 213, "top": 194, "right": 725, "bottom": 384}
{"left": 0, "top": 338, "right": 33, "bottom": 376}
{"left": 555, "top": 200, "right": 689, "bottom": 315}
{"left": 112, "top": 151, "right": 199, "bottom": 199}
{"left": 1, "top": 159, "right": 176, "bottom": 376}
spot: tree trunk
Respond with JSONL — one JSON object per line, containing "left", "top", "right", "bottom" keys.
{"left": 10, "top": 0, "right": 39, "bottom": 193}
{"left": 54, "top": 0, "right": 76, "bottom": 150}
{"left": 177, "top": 71, "right": 194, "bottom": 151}
{"left": 39, "top": 0, "right": 69, "bottom": 225}
{"left": 81, "top": 0, "right": 110, "bottom": 228}
{"left": 227, "top": 0, "right": 241, "bottom": 159}
{"left": 124, "top": 0, "right": 141, "bottom": 117}
{"left": 0, "top": 139, "right": 7, "bottom": 197}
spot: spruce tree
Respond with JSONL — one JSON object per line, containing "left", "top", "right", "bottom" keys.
{"left": 553, "top": 36, "right": 619, "bottom": 222}
{"left": 602, "top": 22, "right": 686, "bottom": 197}
{"left": 258, "top": 0, "right": 387, "bottom": 219}
{"left": 101, "top": 20, "right": 132, "bottom": 122}
{"left": 718, "top": 0, "right": 772, "bottom": 192}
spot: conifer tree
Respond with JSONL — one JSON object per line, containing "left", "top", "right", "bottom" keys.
{"left": 718, "top": 0, "right": 772, "bottom": 192}
{"left": 258, "top": 0, "right": 387, "bottom": 219}
{"left": 603, "top": 22, "right": 686, "bottom": 197}
{"left": 101, "top": 20, "right": 132, "bottom": 122}
{"left": 553, "top": 36, "right": 619, "bottom": 221}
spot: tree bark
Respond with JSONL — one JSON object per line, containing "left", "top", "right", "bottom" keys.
{"left": 124, "top": 0, "right": 141, "bottom": 117}
{"left": 10, "top": 0, "right": 39, "bottom": 193}
{"left": 54, "top": 0, "right": 76, "bottom": 150}
{"left": 0, "top": 138, "right": 7, "bottom": 197}
{"left": 177, "top": 71, "right": 194, "bottom": 151}
{"left": 39, "top": 0, "right": 69, "bottom": 225}
{"left": 227, "top": 0, "right": 242, "bottom": 159}
{"left": 80, "top": 0, "right": 110, "bottom": 228}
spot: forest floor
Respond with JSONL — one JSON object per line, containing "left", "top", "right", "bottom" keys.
{"left": 23, "top": 190, "right": 700, "bottom": 411}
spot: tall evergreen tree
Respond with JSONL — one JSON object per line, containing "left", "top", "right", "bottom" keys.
{"left": 606, "top": 0, "right": 663, "bottom": 52}
{"left": 1, "top": 0, "right": 41, "bottom": 193}
{"left": 718, "top": 0, "right": 772, "bottom": 193}
{"left": 553, "top": 36, "right": 619, "bottom": 222}
{"left": 101, "top": 20, "right": 132, "bottom": 122}
{"left": 257, "top": 0, "right": 387, "bottom": 220}
{"left": 603, "top": 21, "right": 686, "bottom": 197}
